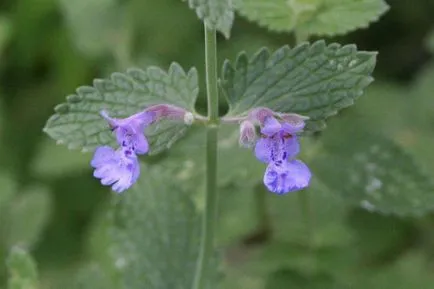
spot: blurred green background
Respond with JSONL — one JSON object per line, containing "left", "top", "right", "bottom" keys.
{"left": 1, "top": 0, "right": 434, "bottom": 288}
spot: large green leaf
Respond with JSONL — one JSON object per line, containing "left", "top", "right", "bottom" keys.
{"left": 7, "top": 247, "right": 39, "bottom": 289}
{"left": 109, "top": 163, "right": 216, "bottom": 289}
{"left": 44, "top": 63, "right": 198, "bottom": 154}
{"left": 236, "top": 0, "right": 389, "bottom": 37}
{"left": 221, "top": 41, "right": 376, "bottom": 131}
{"left": 313, "top": 130, "right": 434, "bottom": 217}
{"left": 184, "top": 0, "right": 234, "bottom": 38}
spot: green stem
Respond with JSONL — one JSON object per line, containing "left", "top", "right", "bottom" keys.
{"left": 192, "top": 24, "right": 219, "bottom": 289}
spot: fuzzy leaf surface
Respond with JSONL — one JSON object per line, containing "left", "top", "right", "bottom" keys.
{"left": 221, "top": 41, "right": 376, "bottom": 131}
{"left": 313, "top": 131, "right": 434, "bottom": 217}
{"left": 44, "top": 63, "right": 198, "bottom": 154}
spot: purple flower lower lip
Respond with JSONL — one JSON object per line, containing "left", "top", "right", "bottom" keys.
{"left": 264, "top": 160, "right": 311, "bottom": 194}
{"left": 91, "top": 146, "right": 140, "bottom": 193}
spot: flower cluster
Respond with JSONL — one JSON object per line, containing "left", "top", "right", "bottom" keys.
{"left": 91, "top": 105, "right": 189, "bottom": 193}
{"left": 239, "top": 108, "right": 311, "bottom": 194}
{"left": 91, "top": 104, "right": 310, "bottom": 195}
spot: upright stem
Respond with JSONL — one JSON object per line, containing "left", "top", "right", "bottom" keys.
{"left": 192, "top": 24, "right": 219, "bottom": 289}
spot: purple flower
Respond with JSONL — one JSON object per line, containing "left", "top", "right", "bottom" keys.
{"left": 91, "top": 105, "right": 193, "bottom": 193}
{"left": 264, "top": 160, "right": 311, "bottom": 195}
{"left": 91, "top": 146, "right": 140, "bottom": 193}
{"left": 101, "top": 110, "right": 155, "bottom": 154}
{"left": 254, "top": 115, "right": 311, "bottom": 194}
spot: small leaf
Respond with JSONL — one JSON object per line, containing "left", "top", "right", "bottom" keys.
{"left": 44, "top": 64, "right": 198, "bottom": 154}
{"left": 109, "top": 163, "right": 217, "bottom": 289}
{"left": 185, "top": 0, "right": 234, "bottom": 38}
{"left": 313, "top": 130, "right": 434, "bottom": 217}
{"left": 221, "top": 41, "right": 377, "bottom": 131}
{"left": 236, "top": 0, "right": 389, "bottom": 37}
{"left": 7, "top": 247, "right": 39, "bottom": 289}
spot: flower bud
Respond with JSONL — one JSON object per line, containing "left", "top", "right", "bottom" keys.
{"left": 239, "top": 120, "right": 257, "bottom": 148}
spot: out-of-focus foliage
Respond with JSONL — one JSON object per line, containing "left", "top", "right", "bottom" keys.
{"left": 7, "top": 247, "right": 39, "bottom": 289}
{"left": 184, "top": 0, "right": 234, "bottom": 38}
{"left": 1, "top": 0, "right": 434, "bottom": 288}
{"left": 236, "top": 0, "right": 389, "bottom": 37}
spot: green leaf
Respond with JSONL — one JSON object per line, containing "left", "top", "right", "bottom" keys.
{"left": 109, "top": 163, "right": 217, "bottom": 289}
{"left": 43, "top": 63, "right": 198, "bottom": 154}
{"left": 221, "top": 41, "right": 377, "bottom": 131}
{"left": 59, "top": 0, "right": 126, "bottom": 57}
{"left": 313, "top": 130, "right": 434, "bottom": 217}
{"left": 236, "top": 0, "right": 389, "bottom": 37}
{"left": 7, "top": 247, "right": 39, "bottom": 289}
{"left": 185, "top": 0, "right": 234, "bottom": 38}
{"left": 3, "top": 186, "right": 52, "bottom": 248}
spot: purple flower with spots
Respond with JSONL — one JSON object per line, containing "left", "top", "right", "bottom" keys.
{"left": 91, "top": 146, "right": 140, "bottom": 193}
{"left": 100, "top": 110, "right": 155, "bottom": 154}
{"left": 91, "top": 109, "right": 156, "bottom": 192}
{"left": 253, "top": 114, "right": 311, "bottom": 194}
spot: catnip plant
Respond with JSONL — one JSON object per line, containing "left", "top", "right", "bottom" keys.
{"left": 32, "top": 0, "right": 425, "bottom": 288}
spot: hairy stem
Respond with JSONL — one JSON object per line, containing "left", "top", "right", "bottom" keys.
{"left": 192, "top": 24, "right": 219, "bottom": 289}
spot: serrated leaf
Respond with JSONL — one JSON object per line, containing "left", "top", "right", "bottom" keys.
{"left": 109, "top": 163, "right": 217, "bottom": 289}
{"left": 59, "top": 0, "right": 124, "bottom": 57}
{"left": 221, "top": 41, "right": 377, "bottom": 131}
{"left": 7, "top": 247, "right": 39, "bottom": 289}
{"left": 3, "top": 186, "right": 52, "bottom": 248}
{"left": 43, "top": 64, "right": 198, "bottom": 154}
{"left": 236, "top": 0, "right": 389, "bottom": 37}
{"left": 313, "top": 130, "right": 434, "bottom": 217}
{"left": 185, "top": 0, "right": 234, "bottom": 38}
